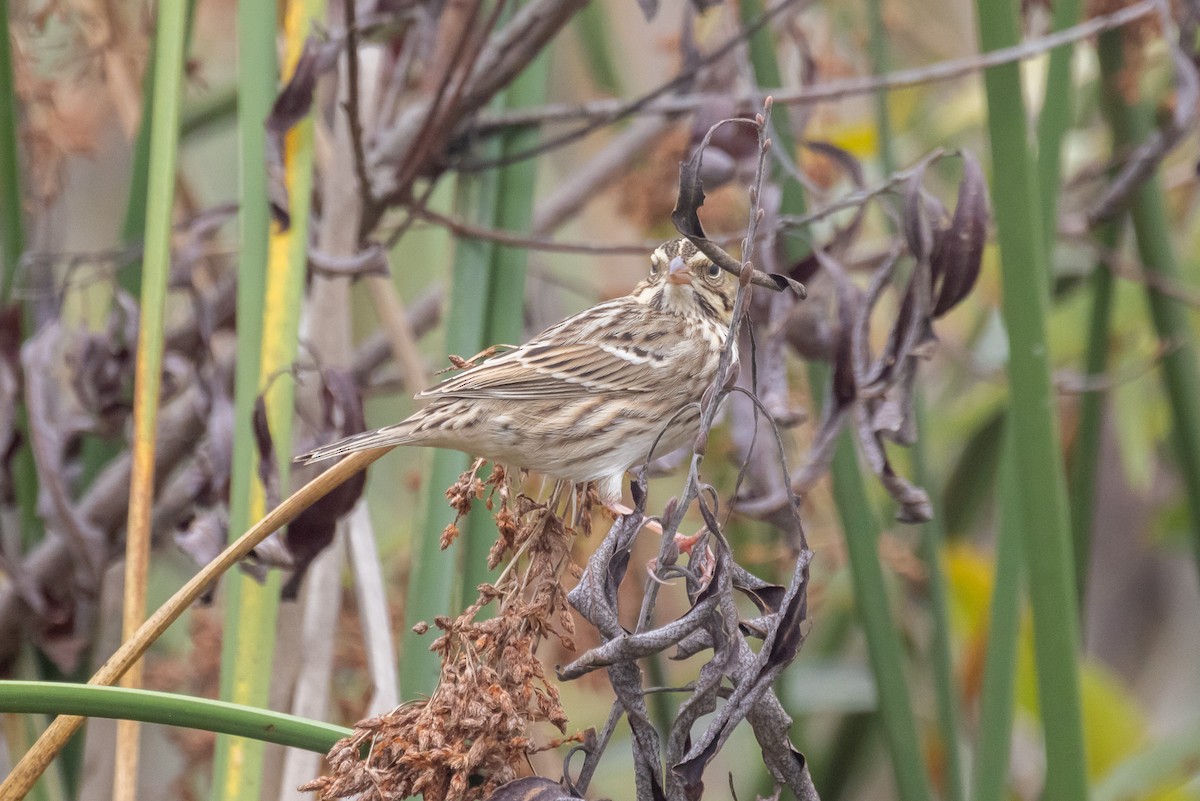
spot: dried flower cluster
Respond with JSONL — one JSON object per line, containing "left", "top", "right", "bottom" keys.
{"left": 303, "top": 469, "right": 592, "bottom": 801}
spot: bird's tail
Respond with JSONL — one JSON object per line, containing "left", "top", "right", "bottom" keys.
{"left": 294, "top": 423, "right": 418, "bottom": 464}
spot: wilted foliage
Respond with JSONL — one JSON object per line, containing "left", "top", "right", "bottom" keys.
{"left": 302, "top": 468, "right": 583, "bottom": 801}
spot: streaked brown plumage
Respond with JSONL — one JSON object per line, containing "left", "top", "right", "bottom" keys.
{"left": 296, "top": 238, "right": 737, "bottom": 505}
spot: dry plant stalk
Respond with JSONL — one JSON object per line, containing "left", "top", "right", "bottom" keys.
{"left": 302, "top": 467, "right": 592, "bottom": 801}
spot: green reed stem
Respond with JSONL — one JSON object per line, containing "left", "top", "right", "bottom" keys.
{"left": 974, "top": 0, "right": 1088, "bottom": 798}
{"left": 1096, "top": 29, "right": 1200, "bottom": 576}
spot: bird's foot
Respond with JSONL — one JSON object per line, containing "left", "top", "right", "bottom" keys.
{"left": 606, "top": 501, "right": 665, "bottom": 539}
{"left": 606, "top": 502, "right": 715, "bottom": 589}
{"left": 668, "top": 528, "right": 716, "bottom": 589}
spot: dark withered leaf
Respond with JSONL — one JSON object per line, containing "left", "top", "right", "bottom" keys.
{"left": 730, "top": 564, "right": 786, "bottom": 615}
{"left": 788, "top": 252, "right": 820, "bottom": 286}
{"left": 253, "top": 395, "right": 281, "bottom": 513}
{"left": 604, "top": 540, "right": 632, "bottom": 612}
{"left": 0, "top": 304, "right": 21, "bottom": 502}
{"left": 822, "top": 252, "right": 859, "bottom": 409}
{"left": 0, "top": 551, "right": 46, "bottom": 617}
{"left": 266, "top": 36, "right": 340, "bottom": 137}
{"left": 22, "top": 323, "right": 108, "bottom": 580}
{"left": 483, "top": 777, "right": 579, "bottom": 801}
{"left": 870, "top": 365, "right": 919, "bottom": 446}
{"left": 278, "top": 369, "right": 367, "bottom": 600}
{"left": 201, "top": 368, "right": 235, "bottom": 506}
{"left": 327, "top": 366, "right": 366, "bottom": 435}
{"left": 567, "top": 514, "right": 643, "bottom": 638}
{"left": 675, "top": 553, "right": 813, "bottom": 790}
{"left": 560, "top": 584, "right": 719, "bottom": 679}
{"left": 853, "top": 248, "right": 901, "bottom": 392}
{"left": 675, "top": 737, "right": 721, "bottom": 789}
{"left": 65, "top": 294, "right": 137, "bottom": 437}
{"left": 670, "top": 627, "right": 713, "bottom": 660}
{"left": 693, "top": 497, "right": 722, "bottom": 591}
{"left": 265, "top": 36, "right": 339, "bottom": 229}
{"left": 855, "top": 403, "right": 933, "bottom": 523}
{"left": 674, "top": 118, "right": 806, "bottom": 295}
{"left": 903, "top": 161, "right": 937, "bottom": 266}
{"left": 754, "top": 288, "right": 803, "bottom": 426}
{"left": 764, "top": 570, "right": 808, "bottom": 669}
{"left": 276, "top": 491, "right": 365, "bottom": 601}
{"left": 629, "top": 470, "right": 648, "bottom": 514}
{"left": 672, "top": 151, "right": 708, "bottom": 240}
{"left": 931, "top": 151, "right": 988, "bottom": 317}
{"left": 804, "top": 140, "right": 864, "bottom": 188}
{"left": 871, "top": 275, "right": 917, "bottom": 392}
{"left": 636, "top": 0, "right": 659, "bottom": 20}
{"left": 696, "top": 491, "right": 720, "bottom": 534}
{"left": 35, "top": 606, "right": 90, "bottom": 674}
{"left": 267, "top": 159, "right": 290, "bottom": 230}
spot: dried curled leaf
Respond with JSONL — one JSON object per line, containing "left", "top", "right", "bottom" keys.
{"left": 0, "top": 305, "right": 21, "bottom": 504}
{"left": 931, "top": 151, "right": 987, "bottom": 318}
{"left": 673, "top": 119, "right": 807, "bottom": 296}
{"left": 248, "top": 369, "right": 368, "bottom": 599}
{"left": 783, "top": 150, "right": 987, "bottom": 524}
{"left": 266, "top": 35, "right": 340, "bottom": 228}
{"left": 483, "top": 777, "right": 580, "bottom": 801}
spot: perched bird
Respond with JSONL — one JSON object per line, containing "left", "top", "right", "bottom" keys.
{"left": 296, "top": 237, "right": 738, "bottom": 509}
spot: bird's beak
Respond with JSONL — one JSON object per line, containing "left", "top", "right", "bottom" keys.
{"left": 667, "top": 256, "right": 691, "bottom": 285}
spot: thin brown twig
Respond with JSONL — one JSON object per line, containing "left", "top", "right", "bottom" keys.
{"left": 381, "top": 176, "right": 444, "bottom": 251}
{"left": 344, "top": 0, "right": 375, "bottom": 237}
{"left": 365, "top": 0, "right": 494, "bottom": 231}
{"left": 468, "top": 0, "right": 1157, "bottom": 135}
{"left": 410, "top": 207, "right": 661, "bottom": 255}
{"left": 1092, "top": 239, "right": 1200, "bottom": 309}
{"left": 417, "top": 0, "right": 507, "bottom": 158}
{"left": 452, "top": 0, "right": 808, "bottom": 172}
{"left": 778, "top": 147, "right": 949, "bottom": 230}
{"left": 1056, "top": 337, "right": 1181, "bottom": 394}
{"left": 1087, "top": 40, "right": 1199, "bottom": 224}
{"left": 404, "top": 206, "right": 751, "bottom": 259}
{"left": 367, "top": 0, "right": 588, "bottom": 210}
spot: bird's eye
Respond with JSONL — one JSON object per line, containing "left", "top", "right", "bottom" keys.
{"left": 706, "top": 262, "right": 722, "bottom": 279}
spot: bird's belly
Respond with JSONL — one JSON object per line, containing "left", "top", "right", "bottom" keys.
{"left": 462, "top": 396, "right": 703, "bottom": 483}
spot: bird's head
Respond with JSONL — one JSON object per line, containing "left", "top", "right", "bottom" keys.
{"left": 632, "top": 238, "right": 736, "bottom": 325}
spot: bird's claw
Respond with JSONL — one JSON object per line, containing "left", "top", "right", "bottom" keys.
{"left": 609, "top": 503, "right": 715, "bottom": 589}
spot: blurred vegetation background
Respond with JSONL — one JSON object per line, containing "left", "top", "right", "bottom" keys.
{"left": 1, "top": 0, "right": 1199, "bottom": 800}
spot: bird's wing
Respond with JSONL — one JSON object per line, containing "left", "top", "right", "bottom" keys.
{"left": 417, "top": 340, "right": 664, "bottom": 400}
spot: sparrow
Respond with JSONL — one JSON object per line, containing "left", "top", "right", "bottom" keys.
{"left": 296, "top": 237, "right": 738, "bottom": 510}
